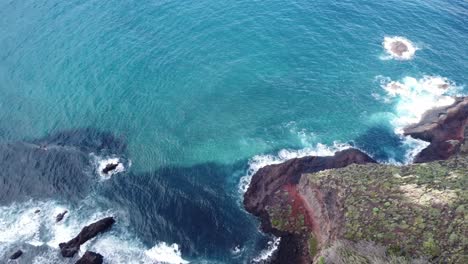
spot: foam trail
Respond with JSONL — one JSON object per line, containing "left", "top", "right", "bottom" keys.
{"left": 252, "top": 237, "right": 281, "bottom": 263}
{"left": 381, "top": 36, "right": 418, "bottom": 60}
{"left": 238, "top": 142, "right": 351, "bottom": 194}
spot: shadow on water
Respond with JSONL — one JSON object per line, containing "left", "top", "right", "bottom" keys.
{"left": 0, "top": 128, "right": 268, "bottom": 263}
{"left": 99, "top": 161, "right": 265, "bottom": 262}
{"left": 352, "top": 125, "right": 407, "bottom": 163}
{"left": 0, "top": 128, "right": 127, "bottom": 205}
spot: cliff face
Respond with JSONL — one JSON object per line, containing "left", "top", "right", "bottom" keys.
{"left": 301, "top": 156, "right": 467, "bottom": 263}
{"left": 244, "top": 149, "right": 376, "bottom": 263}
{"left": 246, "top": 153, "right": 468, "bottom": 263}
{"left": 244, "top": 97, "right": 468, "bottom": 263}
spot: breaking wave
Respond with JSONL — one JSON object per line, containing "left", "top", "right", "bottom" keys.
{"left": 0, "top": 199, "right": 189, "bottom": 264}
{"left": 252, "top": 237, "right": 281, "bottom": 263}
{"left": 378, "top": 75, "right": 461, "bottom": 133}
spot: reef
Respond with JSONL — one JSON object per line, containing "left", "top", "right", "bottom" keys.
{"left": 59, "top": 217, "right": 115, "bottom": 257}
{"left": 244, "top": 99, "right": 468, "bottom": 263}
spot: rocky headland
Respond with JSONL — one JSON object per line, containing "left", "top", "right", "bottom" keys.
{"left": 244, "top": 97, "right": 468, "bottom": 263}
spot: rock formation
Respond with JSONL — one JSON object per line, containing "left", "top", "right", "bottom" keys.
{"left": 75, "top": 251, "right": 104, "bottom": 264}
{"left": 102, "top": 162, "right": 119, "bottom": 174}
{"left": 244, "top": 149, "right": 376, "bottom": 263}
{"left": 56, "top": 210, "right": 68, "bottom": 222}
{"left": 244, "top": 101, "right": 468, "bottom": 263}
{"left": 59, "top": 217, "right": 115, "bottom": 257}
{"left": 390, "top": 41, "right": 409, "bottom": 56}
{"left": 404, "top": 97, "right": 468, "bottom": 163}
{"left": 245, "top": 153, "right": 467, "bottom": 263}
{"left": 9, "top": 250, "right": 23, "bottom": 260}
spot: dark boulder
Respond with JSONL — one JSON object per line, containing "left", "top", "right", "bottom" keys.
{"left": 59, "top": 217, "right": 115, "bottom": 257}
{"left": 56, "top": 210, "right": 68, "bottom": 222}
{"left": 9, "top": 250, "right": 23, "bottom": 260}
{"left": 102, "top": 163, "right": 119, "bottom": 174}
{"left": 75, "top": 251, "right": 103, "bottom": 264}
{"left": 404, "top": 97, "right": 468, "bottom": 163}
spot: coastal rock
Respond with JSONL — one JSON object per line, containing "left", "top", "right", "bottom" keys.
{"left": 75, "top": 251, "right": 103, "bottom": 264}
{"left": 56, "top": 210, "right": 68, "bottom": 222}
{"left": 244, "top": 148, "right": 376, "bottom": 220}
{"left": 9, "top": 250, "right": 23, "bottom": 260}
{"left": 59, "top": 217, "right": 115, "bottom": 257}
{"left": 244, "top": 149, "right": 376, "bottom": 263}
{"left": 404, "top": 97, "right": 468, "bottom": 162}
{"left": 390, "top": 41, "right": 408, "bottom": 56}
{"left": 244, "top": 151, "right": 468, "bottom": 263}
{"left": 102, "top": 162, "right": 119, "bottom": 174}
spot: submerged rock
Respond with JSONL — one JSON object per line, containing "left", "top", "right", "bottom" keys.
{"left": 75, "top": 251, "right": 103, "bottom": 264}
{"left": 56, "top": 210, "right": 68, "bottom": 222}
{"left": 59, "top": 217, "right": 115, "bottom": 257}
{"left": 9, "top": 250, "right": 23, "bottom": 260}
{"left": 404, "top": 97, "right": 468, "bottom": 162}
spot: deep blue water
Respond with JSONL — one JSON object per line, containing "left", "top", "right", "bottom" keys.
{"left": 0, "top": 0, "right": 467, "bottom": 263}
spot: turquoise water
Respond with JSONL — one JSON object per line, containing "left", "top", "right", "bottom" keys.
{"left": 0, "top": 0, "right": 467, "bottom": 263}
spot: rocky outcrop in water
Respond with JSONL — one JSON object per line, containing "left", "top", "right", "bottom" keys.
{"left": 244, "top": 149, "right": 376, "bottom": 263}
{"left": 0, "top": 128, "right": 127, "bottom": 205}
{"left": 56, "top": 210, "right": 68, "bottom": 222}
{"left": 404, "top": 97, "right": 468, "bottom": 163}
{"left": 102, "top": 162, "right": 119, "bottom": 174}
{"left": 75, "top": 251, "right": 104, "bottom": 264}
{"left": 9, "top": 250, "right": 23, "bottom": 260}
{"left": 59, "top": 217, "right": 115, "bottom": 257}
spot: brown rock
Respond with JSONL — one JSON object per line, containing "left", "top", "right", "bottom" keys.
{"left": 390, "top": 41, "right": 409, "bottom": 56}
{"left": 404, "top": 97, "right": 468, "bottom": 162}
{"left": 243, "top": 149, "right": 376, "bottom": 263}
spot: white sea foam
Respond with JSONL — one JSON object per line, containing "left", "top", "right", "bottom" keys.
{"left": 402, "top": 136, "right": 430, "bottom": 163}
{"left": 252, "top": 237, "right": 281, "bottom": 263}
{"left": 0, "top": 202, "right": 43, "bottom": 245}
{"left": 379, "top": 75, "right": 459, "bottom": 133}
{"left": 382, "top": 36, "right": 418, "bottom": 60}
{"left": 0, "top": 199, "right": 189, "bottom": 264}
{"left": 376, "top": 75, "right": 463, "bottom": 164}
{"left": 238, "top": 142, "right": 351, "bottom": 194}
{"left": 145, "top": 242, "right": 189, "bottom": 264}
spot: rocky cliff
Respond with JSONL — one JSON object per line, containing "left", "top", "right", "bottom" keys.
{"left": 244, "top": 97, "right": 468, "bottom": 263}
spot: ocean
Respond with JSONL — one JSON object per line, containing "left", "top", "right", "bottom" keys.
{"left": 0, "top": 0, "right": 466, "bottom": 263}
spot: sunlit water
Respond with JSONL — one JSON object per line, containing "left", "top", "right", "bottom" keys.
{"left": 0, "top": 0, "right": 466, "bottom": 263}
